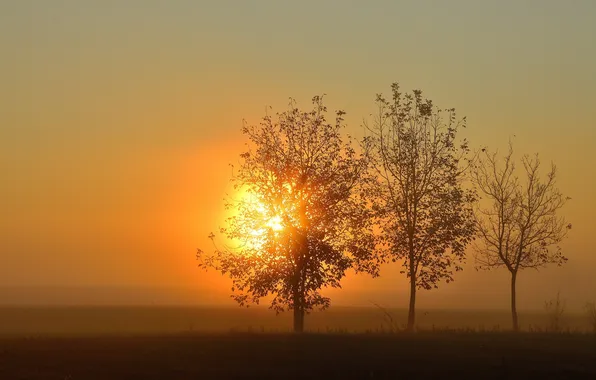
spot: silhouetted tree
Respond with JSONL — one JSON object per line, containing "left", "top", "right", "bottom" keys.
{"left": 365, "top": 83, "right": 476, "bottom": 331}
{"left": 544, "top": 291, "right": 566, "bottom": 332}
{"left": 472, "top": 142, "right": 571, "bottom": 331}
{"left": 585, "top": 301, "right": 596, "bottom": 333}
{"left": 197, "top": 96, "right": 376, "bottom": 333}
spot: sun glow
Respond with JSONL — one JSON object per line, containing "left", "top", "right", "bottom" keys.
{"left": 266, "top": 215, "right": 284, "bottom": 232}
{"left": 241, "top": 191, "right": 285, "bottom": 243}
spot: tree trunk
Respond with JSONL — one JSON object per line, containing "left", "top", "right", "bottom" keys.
{"left": 407, "top": 273, "right": 416, "bottom": 332}
{"left": 293, "top": 305, "right": 304, "bottom": 333}
{"left": 292, "top": 264, "right": 305, "bottom": 334}
{"left": 510, "top": 271, "right": 519, "bottom": 332}
{"left": 293, "top": 290, "right": 304, "bottom": 333}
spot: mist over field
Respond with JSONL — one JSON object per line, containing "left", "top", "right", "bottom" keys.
{"left": 0, "top": 284, "right": 588, "bottom": 311}
{"left": 1, "top": 305, "right": 593, "bottom": 337}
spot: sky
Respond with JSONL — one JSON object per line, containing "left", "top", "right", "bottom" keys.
{"left": 1, "top": 0, "right": 595, "bottom": 311}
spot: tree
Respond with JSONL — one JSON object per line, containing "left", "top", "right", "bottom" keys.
{"left": 472, "top": 142, "right": 571, "bottom": 331}
{"left": 365, "top": 83, "right": 476, "bottom": 331}
{"left": 197, "top": 96, "right": 376, "bottom": 333}
{"left": 544, "top": 291, "right": 566, "bottom": 332}
{"left": 585, "top": 301, "right": 596, "bottom": 333}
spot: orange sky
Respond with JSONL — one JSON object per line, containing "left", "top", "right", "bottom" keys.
{"left": 1, "top": 1, "right": 595, "bottom": 311}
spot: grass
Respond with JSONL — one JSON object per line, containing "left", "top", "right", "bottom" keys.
{"left": 0, "top": 331, "right": 595, "bottom": 379}
{"left": 1, "top": 307, "right": 595, "bottom": 378}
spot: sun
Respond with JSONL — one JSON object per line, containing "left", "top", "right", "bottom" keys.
{"left": 241, "top": 191, "right": 285, "bottom": 241}
{"left": 266, "top": 215, "right": 283, "bottom": 232}
{"left": 252, "top": 200, "right": 284, "bottom": 235}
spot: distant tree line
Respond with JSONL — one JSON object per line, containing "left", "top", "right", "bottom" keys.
{"left": 197, "top": 82, "right": 571, "bottom": 333}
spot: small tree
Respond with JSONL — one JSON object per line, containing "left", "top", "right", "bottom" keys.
{"left": 585, "top": 302, "right": 596, "bottom": 333}
{"left": 472, "top": 142, "right": 571, "bottom": 331}
{"left": 365, "top": 83, "right": 476, "bottom": 331}
{"left": 544, "top": 291, "right": 566, "bottom": 332}
{"left": 197, "top": 96, "right": 376, "bottom": 333}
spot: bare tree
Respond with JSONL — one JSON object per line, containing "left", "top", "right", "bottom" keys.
{"left": 197, "top": 96, "right": 376, "bottom": 333}
{"left": 472, "top": 142, "right": 571, "bottom": 331}
{"left": 365, "top": 83, "right": 476, "bottom": 331}
{"left": 585, "top": 302, "right": 596, "bottom": 333}
{"left": 544, "top": 291, "right": 566, "bottom": 332}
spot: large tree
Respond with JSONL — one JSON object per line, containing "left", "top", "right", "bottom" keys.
{"left": 197, "top": 96, "right": 376, "bottom": 333}
{"left": 472, "top": 142, "right": 571, "bottom": 331}
{"left": 365, "top": 83, "right": 476, "bottom": 331}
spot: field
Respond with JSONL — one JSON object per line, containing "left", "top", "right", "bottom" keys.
{"left": 1, "top": 332, "right": 595, "bottom": 379}
{"left": 1, "top": 306, "right": 594, "bottom": 335}
{"left": 1, "top": 307, "right": 595, "bottom": 379}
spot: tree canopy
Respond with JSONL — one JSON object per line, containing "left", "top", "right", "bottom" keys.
{"left": 472, "top": 142, "right": 571, "bottom": 330}
{"left": 197, "top": 96, "right": 376, "bottom": 332}
{"left": 365, "top": 83, "right": 477, "bottom": 330}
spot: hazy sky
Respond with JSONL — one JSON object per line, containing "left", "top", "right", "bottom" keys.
{"left": 1, "top": 0, "right": 595, "bottom": 311}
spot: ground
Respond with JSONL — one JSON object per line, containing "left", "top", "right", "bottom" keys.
{"left": 1, "top": 332, "right": 595, "bottom": 379}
